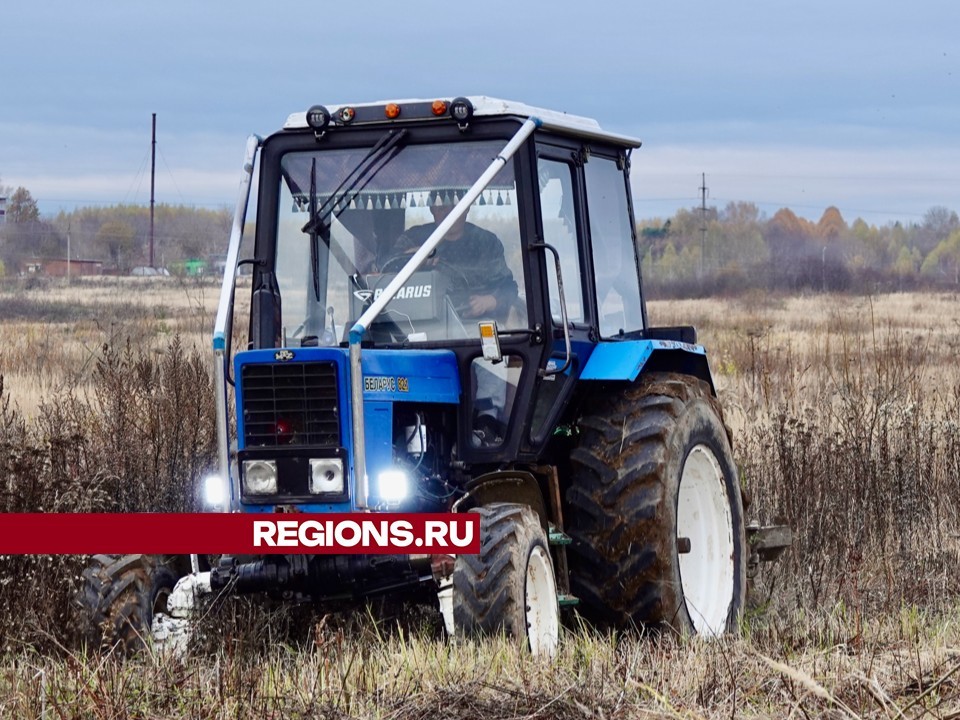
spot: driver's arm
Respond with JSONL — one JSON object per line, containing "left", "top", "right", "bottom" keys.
{"left": 468, "top": 231, "right": 518, "bottom": 320}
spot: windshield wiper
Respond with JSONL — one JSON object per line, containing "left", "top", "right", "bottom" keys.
{"left": 302, "top": 128, "right": 409, "bottom": 300}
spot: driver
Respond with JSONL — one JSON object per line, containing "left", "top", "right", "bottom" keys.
{"left": 380, "top": 200, "right": 519, "bottom": 321}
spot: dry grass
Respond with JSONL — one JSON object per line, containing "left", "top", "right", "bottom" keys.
{"left": 0, "top": 276, "right": 245, "bottom": 417}
{"left": 4, "top": 610, "right": 960, "bottom": 718}
{"left": 1, "top": 282, "right": 960, "bottom": 717}
{"left": 648, "top": 291, "right": 960, "bottom": 416}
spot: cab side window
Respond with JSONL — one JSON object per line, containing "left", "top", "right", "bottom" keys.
{"left": 537, "top": 157, "right": 585, "bottom": 325}
{"left": 584, "top": 157, "right": 643, "bottom": 337}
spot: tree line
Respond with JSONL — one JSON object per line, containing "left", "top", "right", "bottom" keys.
{"left": 0, "top": 183, "right": 231, "bottom": 276}
{"left": 2, "top": 178, "right": 959, "bottom": 293}
{"left": 638, "top": 202, "right": 960, "bottom": 296}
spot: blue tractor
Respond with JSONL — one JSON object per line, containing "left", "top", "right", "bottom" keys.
{"left": 80, "top": 98, "right": 784, "bottom": 655}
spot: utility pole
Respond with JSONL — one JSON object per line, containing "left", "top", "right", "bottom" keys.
{"left": 150, "top": 112, "right": 156, "bottom": 269}
{"left": 699, "top": 172, "right": 708, "bottom": 279}
{"left": 66, "top": 222, "right": 71, "bottom": 283}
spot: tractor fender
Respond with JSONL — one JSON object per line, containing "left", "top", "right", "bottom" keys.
{"left": 579, "top": 340, "right": 715, "bottom": 394}
{"left": 455, "top": 471, "right": 549, "bottom": 531}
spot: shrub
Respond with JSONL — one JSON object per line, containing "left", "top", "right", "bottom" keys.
{"left": 0, "top": 337, "right": 216, "bottom": 650}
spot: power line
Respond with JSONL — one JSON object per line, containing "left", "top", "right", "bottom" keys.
{"left": 122, "top": 150, "right": 151, "bottom": 206}
{"left": 699, "top": 172, "right": 708, "bottom": 278}
{"left": 36, "top": 198, "right": 233, "bottom": 209}
{"left": 150, "top": 112, "right": 156, "bottom": 268}
{"left": 156, "top": 144, "right": 186, "bottom": 205}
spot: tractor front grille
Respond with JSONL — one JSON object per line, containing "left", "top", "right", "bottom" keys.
{"left": 240, "top": 361, "right": 340, "bottom": 448}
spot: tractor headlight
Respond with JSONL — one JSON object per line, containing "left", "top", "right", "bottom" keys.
{"left": 242, "top": 460, "right": 278, "bottom": 495}
{"left": 377, "top": 469, "right": 409, "bottom": 503}
{"left": 309, "top": 458, "right": 344, "bottom": 494}
{"left": 202, "top": 473, "right": 227, "bottom": 508}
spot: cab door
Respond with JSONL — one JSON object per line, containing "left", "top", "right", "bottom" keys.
{"left": 524, "top": 143, "right": 594, "bottom": 450}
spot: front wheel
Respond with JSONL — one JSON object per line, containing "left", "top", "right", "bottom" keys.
{"left": 76, "top": 554, "right": 177, "bottom": 653}
{"left": 566, "top": 373, "right": 747, "bottom": 636}
{"left": 452, "top": 503, "right": 559, "bottom": 657}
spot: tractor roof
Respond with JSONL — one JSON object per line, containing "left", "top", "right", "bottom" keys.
{"left": 283, "top": 96, "right": 642, "bottom": 149}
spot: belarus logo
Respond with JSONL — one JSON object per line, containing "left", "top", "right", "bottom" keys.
{"left": 275, "top": 349, "right": 295, "bottom": 362}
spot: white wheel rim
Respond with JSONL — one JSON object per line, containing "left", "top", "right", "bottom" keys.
{"left": 525, "top": 545, "right": 559, "bottom": 657}
{"left": 676, "top": 444, "right": 735, "bottom": 636}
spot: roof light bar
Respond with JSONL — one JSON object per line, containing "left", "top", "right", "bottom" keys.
{"left": 449, "top": 97, "right": 474, "bottom": 128}
{"left": 306, "top": 105, "right": 331, "bottom": 132}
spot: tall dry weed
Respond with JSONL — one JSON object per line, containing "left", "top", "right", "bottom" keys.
{"left": 90, "top": 337, "right": 216, "bottom": 512}
{"left": 739, "top": 318, "right": 960, "bottom": 616}
{"left": 0, "top": 337, "right": 217, "bottom": 650}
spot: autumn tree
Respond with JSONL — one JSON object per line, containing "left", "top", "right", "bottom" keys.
{"left": 6, "top": 187, "right": 40, "bottom": 224}
{"left": 848, "top": 217, "right": 886, "bottom": 269}
{"left": 915, "top": 206, "right": 959, "bottom": 256}
{"left": 0, "top": 186, "right": 63, "bottom": 272}
{"left": 817, "top": 206, "right": 847, "bottom": 240}
{"left": 920, "top": 229, "right": 960, "bottom": 284}
{"left": 814, "top": 207, "right": 852, "bottom": 289}
{"left": 96, "top": 220, "right": 137, "bottom": 270}
{"left": 714, "top": 201, "right": 768, "bottom": 270}
{"left": 893, "top": 246, "right": 920, "bottom": 276}
{"left": 764, "top": 208, "right": 818, "bottom": 288}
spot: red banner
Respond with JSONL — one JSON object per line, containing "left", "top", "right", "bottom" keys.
{"left": 0, "top": 513, "right": 480, "bottom": 555}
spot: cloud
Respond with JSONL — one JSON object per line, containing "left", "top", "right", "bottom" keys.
{"left": 15, "top": 169, "right": 239, "bottom": 214}
{"left": 633, "top": 142, "right": 960, "bottom": 224}
{"left": 0, "top": 121, "right": 243, "bottom": 212}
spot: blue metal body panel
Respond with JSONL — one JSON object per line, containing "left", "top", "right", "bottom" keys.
{"left": 232, "top": 347, "right": 460, "bottom": 513}
{"left": 543, "top": 338, "right": 596, "bottom": 379}
{"left": 579, "top": 339, "right": 707, "bottom": 382}
{"left": 358, "top": 349, "right": 461, "bottom": 403}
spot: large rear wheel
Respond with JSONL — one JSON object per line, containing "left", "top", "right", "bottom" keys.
{"left": 565, "top": 373, "right": 746, "bottom": 635}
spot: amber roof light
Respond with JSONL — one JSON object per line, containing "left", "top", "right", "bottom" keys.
{"left": 431, "top": 100, "right": 448, "bottom": 116}
{"left": 385, "top": 103, "right": 401, "bottom": 119}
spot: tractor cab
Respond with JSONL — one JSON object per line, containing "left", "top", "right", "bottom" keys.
{"left": 228, "top": 97, "right": 648, "bottom": 514}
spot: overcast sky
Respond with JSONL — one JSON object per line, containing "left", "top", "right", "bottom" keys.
{"left": 2, "top": 1, "right": 958, "bottom": 225}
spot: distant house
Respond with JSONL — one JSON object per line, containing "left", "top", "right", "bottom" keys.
{"left": 21, "top": 258, "right": 104, "bottom": 277}
{"left": 42, "top": 258, "right": 104, "bottom": 277}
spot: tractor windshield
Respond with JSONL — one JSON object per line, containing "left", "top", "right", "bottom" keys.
{"left": 274, "top": 139, "right": 525, "bottom": 347}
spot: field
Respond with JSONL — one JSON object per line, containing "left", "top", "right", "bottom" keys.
{"left": 1, "top": 278, "right": 959, "bottom": 718}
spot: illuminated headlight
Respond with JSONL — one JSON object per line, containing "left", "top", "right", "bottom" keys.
{"left": 242, "top": 460, "right": 278, "bottom": 495}
{"left": 378, "top": 469, "right": 409, "bottom": 503}
{"left": 202, "top": 474, "right": 227, "bottom": 508}
{"left": 309, "top": 458, "right": 344, "bottom": 494}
